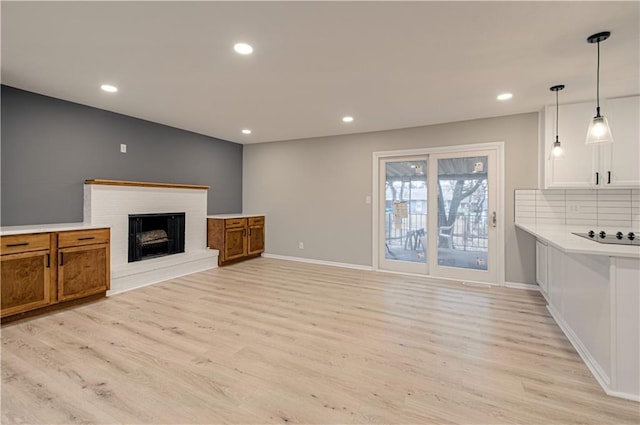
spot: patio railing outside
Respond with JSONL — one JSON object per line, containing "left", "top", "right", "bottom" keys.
{"left": 385, "top": 212, "right": 488, "bottom": 251}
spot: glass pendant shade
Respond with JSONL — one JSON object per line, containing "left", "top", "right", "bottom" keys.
{"left": 551, "top": 137, "right": 565, "bottom": 159}
{"left": 585, "top": 113, "right": 614, "bottom": 145}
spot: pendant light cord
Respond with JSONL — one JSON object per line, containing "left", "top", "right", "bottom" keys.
{"left": 596, "top": 40, "right": 601, "bottom": 114}
{"left": 556, "top": 90, "right": 560, "bottom": 142}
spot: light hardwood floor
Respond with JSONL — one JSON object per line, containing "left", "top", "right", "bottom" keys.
{"left": 2, "top": 257, "right": 639, "bottom": 424}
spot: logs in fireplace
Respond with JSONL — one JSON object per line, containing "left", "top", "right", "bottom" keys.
{"left": 128, "top": 212, "right": 185, "bottom": 262}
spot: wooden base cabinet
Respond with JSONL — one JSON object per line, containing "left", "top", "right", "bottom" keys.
{"left": 247, "top": 216, "right": 265, "bottom": 255}
{"left": 1, "top": 233, "right": 53, "bottom": 318}
{"left": 58, "top": 229, "right": 110, "bottom": 302}
{"left": 207, "top": 216, "right": 265, "bottom": 266}
{"left": 1, "top": 228, "right": 110, "bottom": 322}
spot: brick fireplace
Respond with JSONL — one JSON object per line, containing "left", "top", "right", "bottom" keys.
{"left": 83, "top": 179, "right": 218, "bottom": 294}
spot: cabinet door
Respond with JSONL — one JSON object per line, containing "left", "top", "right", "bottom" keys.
{"left": 547, "top": 245, "right": 564, "bottom": 313}
{"left": 248, "top": 224, "right": 265, "bottom": 255}
{"left": 600, "top": 95, "right": 640, "bottom": 187}
{"left": 545, "top": 102, "right": 598, "bottom": 188}
{"left": 58, "top": 244, "right": 109, "bottom": 302}
{"left": 224, "top": 227, "right": 247, "bottom": 261}
{"left": 535, "top": 240, "right": 548, "bottom": 295}
{"left": 1, "top": 250, "right": 51, "bottom": 317}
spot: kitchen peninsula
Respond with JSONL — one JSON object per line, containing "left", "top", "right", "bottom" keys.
{"left": 516, "top": 220, "right": 639, "bottom": 401}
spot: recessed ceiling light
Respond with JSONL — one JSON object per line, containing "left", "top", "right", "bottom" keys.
{"left": 241, "top": 129, "right": 252, "bottom": 135}
{"left": 497, "top": 93, "right": 513, "bottom": 101}
{"left": 342, "top": 116, "right": 354, "bottom": 123}
{"left": 101, "top": 84, "right": 118, "bottom": 93}
{"left": 234, "top": 43, "right": 253, "bottom": 55}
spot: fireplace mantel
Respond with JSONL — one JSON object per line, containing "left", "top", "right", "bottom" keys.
{"left": 85, "top": 179, "right": 209, "bottom": 190}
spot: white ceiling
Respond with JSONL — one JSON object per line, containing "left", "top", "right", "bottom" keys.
{"left": 2, "top": 1, "right": 639, "bottom": 144}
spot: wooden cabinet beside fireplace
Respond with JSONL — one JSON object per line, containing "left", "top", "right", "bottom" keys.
{"left": 57, "top": 229, "right": 110, "bottom": 302}
{"left": 1, "top": 227, "right": 110, "bottom": 322}
{"left": 1, "top": 233, "right": 54, "bottom": 318}
{"left": 207, "top": 215, "right": 265, "bottom": 266}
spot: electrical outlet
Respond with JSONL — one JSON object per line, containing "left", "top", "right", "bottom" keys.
{"left": 299, "top": 242, "right": 304, "bottom": 249}
{"left": 567, "top": 203, "right": 581, "bottom": 213}
{"left": 120, "top": 144, "right": 127, "bottom": 153}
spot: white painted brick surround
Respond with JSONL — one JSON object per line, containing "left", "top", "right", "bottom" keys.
{"left": 84, "top": 183, "right": 217, "bottom": 294}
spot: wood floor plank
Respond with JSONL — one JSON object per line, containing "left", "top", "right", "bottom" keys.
{"left": 2, "top": 257, "right": 639, "bottom": 424}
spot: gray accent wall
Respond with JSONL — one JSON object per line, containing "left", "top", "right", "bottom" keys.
{"left": 243, "top": 113, "right": 538, "bottom": 285}
{"left": 1, "top": 86, "right": 243, "bottom": 225}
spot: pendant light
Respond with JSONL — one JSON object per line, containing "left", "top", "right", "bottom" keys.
{"left": 550, "top": 84, "right": 565, "bottom": 159}
{"left": 585, "top": 31, "right": 614, "bottom": 145}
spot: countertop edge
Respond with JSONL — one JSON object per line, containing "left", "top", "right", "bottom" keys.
{"left": 0, "top": 223, "right": 110, "bottom": 236}
{"left": 516, "top": 222, "right": 640, "bottom": 259}
{"left": 207, "top": 214, "right": 265, "bottom": 219}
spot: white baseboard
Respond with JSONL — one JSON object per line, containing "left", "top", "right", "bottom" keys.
{"left": 109, "top": 250, "right": 218, "bottom": 296}
{"left": 263, "top": 253, "right": 373, "bottom": 271}
{"left": 264, "top": 254, "right": 542, "bottom": 293}
{"left": 505, "top": 281, "right": 540, "bottom": 291}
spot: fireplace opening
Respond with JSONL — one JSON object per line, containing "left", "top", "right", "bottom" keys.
{"left": 128, "top": 212, "right": 185, "bottom": 262}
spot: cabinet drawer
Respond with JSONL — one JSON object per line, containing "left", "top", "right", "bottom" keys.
{"left": 58, "top": 228, "right": 110, "bottom": 248}
{"left": 248, "top": 216, "right": 264, "bottom": 226}
{"left": 225, "top": 218, "right": 247, "bottom": 229}
{"left": 1, "top": 233, "right": 50, "bottom": 255}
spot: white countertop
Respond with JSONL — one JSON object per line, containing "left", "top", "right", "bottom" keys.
{"left": 0, "top": 222, "right": 109, "bottom": 236}
{"left": 207, "top": 214, "right": 264, "bottom": 219}
{"left": 516, "top": 222, "right": 640, "bottom": 259}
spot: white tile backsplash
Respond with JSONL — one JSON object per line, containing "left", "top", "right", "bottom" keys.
{"left": 632, "top": 190, "right": 640, "bottom": 229}
{"left": 515, "top": 188, "right": 637, "bottom": 230}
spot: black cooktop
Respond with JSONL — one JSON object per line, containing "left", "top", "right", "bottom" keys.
{"left": 572, "top": 230, "right": 640, "bottom": 246}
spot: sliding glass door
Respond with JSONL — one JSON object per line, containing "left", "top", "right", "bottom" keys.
{"left": 377, "top": 148, "right": 499, "bottom": 283}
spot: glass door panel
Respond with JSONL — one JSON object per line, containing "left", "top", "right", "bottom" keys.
{"left": 429, "top": 150, "right": 497, "bottom": 283}
{"left": 437, "top": 156, "right": 489, "bottom": 270}
{"left": 379, "top": 158, "right": 428, "bottom": 274}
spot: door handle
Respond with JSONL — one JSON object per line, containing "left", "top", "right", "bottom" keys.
{"left": 491, "top": 211, "right": 497, "bottom": 228}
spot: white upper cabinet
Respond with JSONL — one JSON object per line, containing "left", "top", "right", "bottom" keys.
{"left": 603, "top": 96, "right": 640, "bottom": 187}
{"left": 543, "top": 95, "right": 639, "bottom": 189}
{"left": 545, "top": 100, "right": 596, "bottom": 188}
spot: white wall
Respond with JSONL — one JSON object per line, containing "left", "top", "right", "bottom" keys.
{"left": 244, "top": 112, "right": 538, "bottom": 284}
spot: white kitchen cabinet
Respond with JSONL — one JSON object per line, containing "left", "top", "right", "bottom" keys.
{"left": 545, "top": 100, "right": 595, "bottom": 188}
{"left": 544, "top": 95, "right": 640, "bottom": 189}
{"left": 535, "top": 239, "right": 548, "bottom": 296}
{"left": 546, "top": 245, "right": 564, "bottom": 312}
{"left": 601, "top": 96, "right": 640, "bottom": 187}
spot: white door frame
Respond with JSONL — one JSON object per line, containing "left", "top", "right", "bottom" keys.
{"left": 372, "top": 142, "right": 505, "bottom": 286}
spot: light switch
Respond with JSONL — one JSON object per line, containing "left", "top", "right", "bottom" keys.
{"left": 365, "top": 195, "right": 372, "bottom": 204}
{"left": 120, "top": 144, "right": 127, "bottom": 153}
